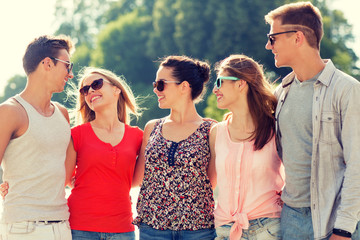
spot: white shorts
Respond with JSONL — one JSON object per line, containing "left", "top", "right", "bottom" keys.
{"left": 0, "top": 220, "right": 72, "bottom": 240}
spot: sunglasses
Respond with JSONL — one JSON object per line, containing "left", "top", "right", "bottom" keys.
{"left": 152, "top": 79, "right": 181, "bottom": 91}
{"left": 50, "top": 57, "right": 73, "bottom": 74}
{"left": 79, "top": 78, "right": 111, "bottom": 96}
{"left": 267, "top": 30, "right": 297, "bottom": 45}
{"left": 214, "top": 76, "right": 240, "bottom": 89}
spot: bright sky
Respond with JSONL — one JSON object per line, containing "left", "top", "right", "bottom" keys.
{"left": 0, "top": 0, "right": 359, "bottom": 96}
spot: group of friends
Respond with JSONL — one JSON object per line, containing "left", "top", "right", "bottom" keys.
{"left": 0, "top": 2, "right": 360, "bottom": 240}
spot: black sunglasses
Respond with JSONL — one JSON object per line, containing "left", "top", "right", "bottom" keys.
{"left": 152, "top": 79, "right": 181, "bottom": 91}
{"left": 267, "top": 30, "right": 297, "bottom": 45}
{"left": 79, "top": 78, "right": 106, "bottom": 96}
{"left": 49, "top": 57, "right": 73, "bottom": 74}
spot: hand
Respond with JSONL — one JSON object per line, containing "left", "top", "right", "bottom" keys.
{"left": 329, "top": 233, "right": 351, "bottom": 240}
{"left": 0, "top": 182, "right": 9, "bottom": 199}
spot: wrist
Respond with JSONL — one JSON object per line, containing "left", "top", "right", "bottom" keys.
{"left": 333, "top": 228, "right": 352, "bottom": 238}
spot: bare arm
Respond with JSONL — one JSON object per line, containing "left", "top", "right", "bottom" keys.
{"left": 207, "top": 123, "right": 217, "bottom": 189}
{"left": 0, "top": 99, "right": 27, "bottom": 165}
{"left": 0, "top": 99, "right": 28, "bottom": 198}
{"left": 132, "top": 120, "right": 157, "bottom": 187}
{"left": 65, "top": 138, "right": 77, "bottom": 187}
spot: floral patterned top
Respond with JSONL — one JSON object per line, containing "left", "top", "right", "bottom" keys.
{"left": 134, "top": 118, "right": 215, "bottom": 230}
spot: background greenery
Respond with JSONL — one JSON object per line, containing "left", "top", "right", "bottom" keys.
{"left": 1, "top": 0, "right": 358, "bottom": 128}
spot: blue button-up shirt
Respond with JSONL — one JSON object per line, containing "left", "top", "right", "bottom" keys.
{"left": 275, "top": 59, "right": 360, "bottom": 239}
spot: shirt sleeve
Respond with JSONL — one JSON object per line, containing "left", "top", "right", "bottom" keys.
{"left": 334, "top": 78, "right": 360, "bottom": 233}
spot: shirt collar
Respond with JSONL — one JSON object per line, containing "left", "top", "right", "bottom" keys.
{"left": 281, "top": 59, "right": 336, "bottom": 88}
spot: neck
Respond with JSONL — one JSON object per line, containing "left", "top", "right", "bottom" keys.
{"left": 292, "top": 49, "right": 325, "bottom": 82}
{"left": 228, "top": 100, "right": 254, "bottom": 131}
{"left": 169, "top": 100, "right": 201, "bottom": 123}
{"left": 91, "top": 116, "right": 122, "bottom": 132}
{"left": 20, "top": 77, "right": 54, "bottom": 113}
{"left": 91, "top": 105, "right": 122, "bottom": 132}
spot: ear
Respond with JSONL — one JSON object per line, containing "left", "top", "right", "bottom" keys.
{"left": 236, "top": 79, "right": 247, "bottom": 92}
{"left": 181, "top": 81, "right": 191, "bottom": 92}
{"left": 42, "top": 57, "right": 52, "bottom": 71}
{"left": 295, "top": 31, "right": 306, "bottom": 46}
{"left": 114, "top": 87, "right": 121, "bottom": 95}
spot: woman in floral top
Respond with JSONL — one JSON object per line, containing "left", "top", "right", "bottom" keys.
{"left": 132, "top": 55, "right": 216, "bottom": 240}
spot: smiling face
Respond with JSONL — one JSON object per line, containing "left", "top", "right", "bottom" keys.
{"left": 52, "top": 49, "right": 74, "bottom": 92}
{"left": 212, "top": 70, "right": 241, "bottom": 110}
{"left": 153, "top": 66, "right": 181, "bottom": 109}
{"left": 265, "top": 19, "right": 297, "bottom": 68}
{"left": 81, "top": 73, "right": 119, "bottom": 112}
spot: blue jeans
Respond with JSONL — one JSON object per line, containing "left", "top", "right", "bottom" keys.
{"left": 139, "top": 223, "right": 216, "bottom": 240}
{"left": 71, "top": 229, "right": 135, "bottom": 240}
{"left": 281, "top": 204, "right": 315, "bottom": 240}
{"left": 352, "top": 221, "right": 360, "bottom": 240}
{"left": 215, "top": 217, "right": 281, "bottom": 240}
{"left": 281, "top": 204, "right": 360, "bottom": 240}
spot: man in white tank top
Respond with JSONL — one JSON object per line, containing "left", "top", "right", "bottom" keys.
{"left": 0, "top": 35, "right": 75, "bottom": 240}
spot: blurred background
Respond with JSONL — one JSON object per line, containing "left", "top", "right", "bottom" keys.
{"left": 0, "top": 0, "right": 359, "bottom": 128}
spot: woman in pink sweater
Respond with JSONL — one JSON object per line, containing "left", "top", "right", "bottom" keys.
{"left": 210, "top": 55, "right": 285, "bottom": 240}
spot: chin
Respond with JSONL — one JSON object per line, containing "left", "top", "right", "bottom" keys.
{"left": 216, "top": 102, "right": 227, "bottom": 110}
{"left": 158, "top": 102, "right": 168, "bottom": 109}
{"left": 54, "top": 88, "right": 64, "bottom": 93}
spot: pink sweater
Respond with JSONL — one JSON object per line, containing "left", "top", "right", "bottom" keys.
{"left": 214, "top": 121, "right": 285, "bottom": 240}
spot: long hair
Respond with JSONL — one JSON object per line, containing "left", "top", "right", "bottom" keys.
{"left": 74, "top": 67, "right": 141, "bottom": 125}
{"left": 216, "top": 54, "right": 277, "bottom": 150}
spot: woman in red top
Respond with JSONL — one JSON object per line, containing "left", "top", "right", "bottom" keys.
{"left": 65, "top": 67, "right": 143, "bottom": 240}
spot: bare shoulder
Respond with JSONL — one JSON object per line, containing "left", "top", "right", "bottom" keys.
{"left": 210, "top": 122, "right": 218, "bottom": 138}
{"left": 0, "top": 98, "right": 27, "bottom": 122}
{"left": 53, "top": 101, "right": 70, "bottom": 123}
{"left": 210, "top": 122, "right": 218, "bottom": 133}
{"left": 143, "top": 119, "right": 159, "bottom": 135}
{"left": 0, "top": 98, "right": 28, "bottom": 137}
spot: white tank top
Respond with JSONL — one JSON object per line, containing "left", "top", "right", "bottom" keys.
{"left": 1, "top": 95, "right": 70, "bottom": 223}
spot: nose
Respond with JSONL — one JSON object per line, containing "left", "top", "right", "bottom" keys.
{"left": 265, "top": 40, "right": 272, "bottom": 50}
{"left": 68, "top": 70, "right": 74, "bottom": 79}
{"left": 212, "top": 85, "right": 218, "bottom": 94}
{"left": 153, "top": 87, "right": 158, "bottom": 94}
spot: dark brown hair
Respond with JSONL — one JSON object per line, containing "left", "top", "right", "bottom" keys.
{"left": 160, "top": 55, "right": 210, "bottom": 101}
{"left": 216, "top": 54, "right": 277, "bottom": 150}
{"left": 23, "top": 35, "right": 74, "bottom": 75}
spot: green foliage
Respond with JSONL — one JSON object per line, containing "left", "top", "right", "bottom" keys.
{"left": 147, "top": 0, "right": 179, "bottom": 58}
{"left": 54, "top": 0, "right": 112, "bottom": 46}
{"left": 2, "top": 0, "right": 359, "bottom": 125}
{"left": 0, "top": 75, "right": 26, "bottom": 102}
{"left": 92, "top": 10, "right": 156, "bottom": 85}
{"left": 173, "top": 0, "right": 213, "bottom": 58}
{"left": 320, "top": 7, "right": 358, "bottom": 75}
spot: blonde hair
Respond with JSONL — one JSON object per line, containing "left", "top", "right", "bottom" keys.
{"left": 73, "top": 67, "right": 141, "bottom": 125}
